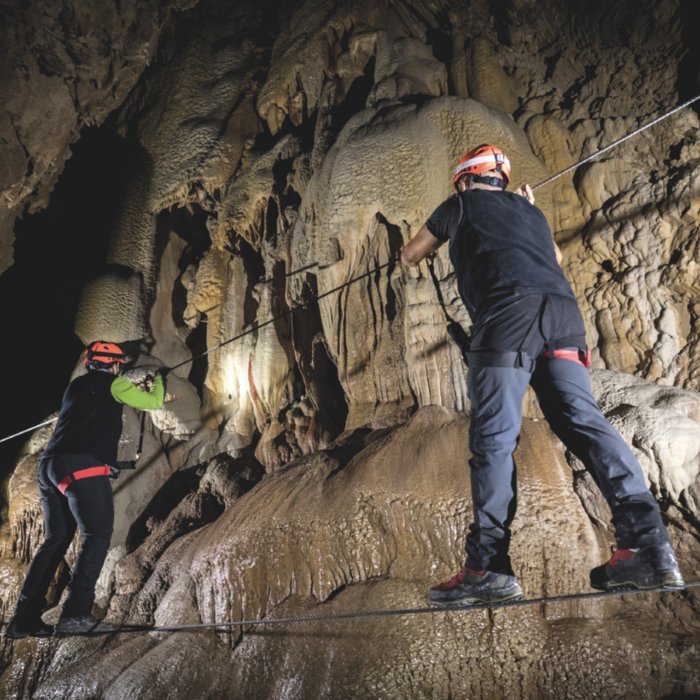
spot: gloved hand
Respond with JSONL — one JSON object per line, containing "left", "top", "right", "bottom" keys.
{"left": 108, "top": 466, "right": 120, "bottom": 479}
{"left": 144, "top": 367, "right": 169, "bottom": 388}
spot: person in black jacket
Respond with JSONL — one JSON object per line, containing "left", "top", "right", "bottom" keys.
{"left": 4, "top": 341, "right": 165, "bottom": 637}
{"left": 400, "top": 144, "right": 684, "bottom": 605}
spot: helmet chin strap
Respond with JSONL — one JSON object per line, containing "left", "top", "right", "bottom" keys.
{"left": 86, "top": 361, "right": 117, "bottom": 373}
{"left": 468, "top": 173, "right": 507, "bottom": 189}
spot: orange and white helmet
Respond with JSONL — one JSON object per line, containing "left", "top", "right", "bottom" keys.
{"left": 453, "top": 144, "right": 511, "bottom": 189}
{"left": 83, "top": 340, "right": 126, "bottom": 366}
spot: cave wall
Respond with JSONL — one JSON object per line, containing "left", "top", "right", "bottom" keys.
{"left": 1, "top": 0, "right": 699, "bottom": 698}
{"left": 68, "top": 0, "right": 700, "bottom": 467}
{"left": 4, "top": 0, "right": 697, "bottom": 468}
{"left": 0, "top": 0, "right": 201, "bottom": 274}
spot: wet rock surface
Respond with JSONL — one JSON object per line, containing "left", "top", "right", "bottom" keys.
{"left": 1, "top": 405, "right": 699, "bottom": 698}
{"left": 1, "top": 0, "right": 699, "bottom": 697}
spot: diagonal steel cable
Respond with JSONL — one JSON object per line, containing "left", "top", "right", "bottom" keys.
{"left": 166, "top": 259, "right": 393, "bottom": 373}
{"left": 0, "top": 260, "right": 393, "bottom": 443}
{"left": 2, "top": 93, "right": 699, "bottom": 445}
{"left": 532, "top": 92, "right": 700, "bottom": 190}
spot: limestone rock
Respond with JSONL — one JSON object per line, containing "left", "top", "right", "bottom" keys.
{"left": 7, "top": 406, "right": 698, "bottom": 699}
{"left": 591, "top": 370, "right": 700, "bottom": 513}
{"left": 1, "top": 0, "right": 699, "bottom": 697}
{"left": 0, "top": 0, "right": 198, "bottom": 274}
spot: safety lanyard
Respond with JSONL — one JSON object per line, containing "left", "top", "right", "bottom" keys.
{"left": 425, "top": 254, "right": 472, "bottom": 358}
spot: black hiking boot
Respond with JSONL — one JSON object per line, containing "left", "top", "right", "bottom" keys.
{"left": 3, "top": 614, "right": 54, "bottom": 640}
{"left": 428, "top": 566, "right": 523, "bottom": 605}
{"left": 590, "top": 542, "right": 685, "bottom": 591}
{"left": 55, "top": 614, "right": 113, "bottom": 636}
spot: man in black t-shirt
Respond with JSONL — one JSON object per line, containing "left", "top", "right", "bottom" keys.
{"left": 400, "top": 144, "right": 683, "bottom": 605}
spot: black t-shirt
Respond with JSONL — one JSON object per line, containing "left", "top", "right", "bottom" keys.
{"left": 426, "top": 190, "right": 575, "bottom": 320}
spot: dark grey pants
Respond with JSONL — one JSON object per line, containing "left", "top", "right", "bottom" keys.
{"left": 465, "top": 294, "right": 668, "bottom": 575}
{"left": 16, "top": 455, "right": 114, "bottom": 618}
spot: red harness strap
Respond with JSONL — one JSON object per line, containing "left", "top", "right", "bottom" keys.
{"left": 57, "top": 466, "right": 111, "bottom": 495}
{"left": 540, "top": 347, "right": 591, "bottom": 368}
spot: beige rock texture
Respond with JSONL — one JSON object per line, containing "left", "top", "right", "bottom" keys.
{"left": 2, "top": 405, "right": 699, "bottom": 699}
{"left": 1, "top": 0, "right": 699, "bottom": 697}
{"left": 0, "top": 0, "right": 199, "bottom": 275}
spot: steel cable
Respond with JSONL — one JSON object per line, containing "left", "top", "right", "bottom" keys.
{"left": 532, "top": 92, "right": 700, "bottom": 190}
{"left": 2, "top": 579, "right": 698, "bottom": 638}
{"left": 2, "top": 93, "right": 699, "bottom": 444}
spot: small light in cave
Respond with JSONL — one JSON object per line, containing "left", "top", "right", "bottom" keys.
{"left": 223, "top": 351, "right": 250, "bottom": 409}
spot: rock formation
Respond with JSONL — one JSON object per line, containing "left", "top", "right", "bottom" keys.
{"left": 0, "top": 0, "right": 698, "bottom": 697}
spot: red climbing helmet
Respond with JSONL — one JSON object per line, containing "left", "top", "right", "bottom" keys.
{"left": 83, "top": 340, "right": 126, "bottom": 366}
{"left": 453, "top": 144, "right": 511, "bottom": 189}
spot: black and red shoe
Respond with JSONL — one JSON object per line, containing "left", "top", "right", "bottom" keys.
{"left": 590, "top": 542, "right": 684, "bottom": 591}
{"left": 428, "top": 566, "right": 523, "bottom": 605}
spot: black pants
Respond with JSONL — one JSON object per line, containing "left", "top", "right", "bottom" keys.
{"left": 465, "top": 294, "right": 668, "bottom": 574}
{"left": 17, "top": 455, "right": 114, "bottom": 618}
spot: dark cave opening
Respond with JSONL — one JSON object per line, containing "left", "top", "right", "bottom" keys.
{"left": 235, "top": 235, "right": 265, "bottom": 327}
{"left": 0, "top": 122, "right": 137, "bottom": 499}
{"left": 290, "top": 275, "right": 349, "bottom": 438}
{"left": 331, "top": 55, "right": 376, "bottom": 134}
{"left": 375, "top": 212, "right": 404, "bottom": 323}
